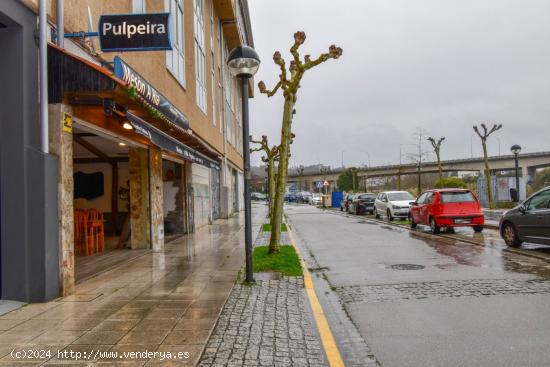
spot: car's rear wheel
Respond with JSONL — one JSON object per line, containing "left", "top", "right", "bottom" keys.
{"left": 502, "top": 222, "right": 522, "bottom": 247}
{"left": 409, "top": 214, "right": 417, "bottom": 228}
{"left": 430, "top": 217, "right": 440, "bottom": 234}
{"left": 387, "top": 209, "right": 394, "bottom": 222}
{"left": 473, "top": 226, "right": 484, "bottom": 233}
{"left": 375, "top": 209, "right": 380, "bottom": 219}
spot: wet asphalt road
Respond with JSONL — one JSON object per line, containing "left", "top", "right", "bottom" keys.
{"left": 286, "top": 204, "right": 550, "bottom": 367}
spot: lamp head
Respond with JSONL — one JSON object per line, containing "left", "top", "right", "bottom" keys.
{"left": 510, "top": 144, "right": 522, "bottom": 155}
{"left": 227, "top": 46, "right": 260, "bottom": 78}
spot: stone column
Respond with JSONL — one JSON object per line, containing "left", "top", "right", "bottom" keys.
{"left": 129, "top": 147, "right": 151, "bottom": 249}
{"left": 48, "top": 104, "right": 74, "bottom": 296}
{"left": 149, "top": 147, "right": 164, "bottom": 251}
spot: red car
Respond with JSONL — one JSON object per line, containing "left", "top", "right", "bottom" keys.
{"left": 409, "top": 189, "right": 484, "bottom": 233}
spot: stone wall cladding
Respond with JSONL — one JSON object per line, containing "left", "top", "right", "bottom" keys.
{"left": 337, "top": 278, "right": 550, "bottom": 304}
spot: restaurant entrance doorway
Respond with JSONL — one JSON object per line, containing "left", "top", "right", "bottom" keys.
{"left": 72, "top": 123, "right": 149, "bottom": 282}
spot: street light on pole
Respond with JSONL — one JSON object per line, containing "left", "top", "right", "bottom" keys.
{"left": 227, "top": 45, "right": 261, "bottom": 284}
{"left": 511, "top": 144, "right": 522, "bottom": 202}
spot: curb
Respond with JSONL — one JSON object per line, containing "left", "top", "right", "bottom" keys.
{"left": 287, "top": 225, "right": 345, "bottom": 367}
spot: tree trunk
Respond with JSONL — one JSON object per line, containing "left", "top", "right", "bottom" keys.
{"left": 267, "top": 157, "right": 275, "bottom": 216}
{"left": 436, "top": 150, "right": 442, "bottom": 181}
{"left": 269, "top": 97, "right": 294, "bottom": 253}
{"left": 482, "top": 140, "right": 494, "bottom": 209}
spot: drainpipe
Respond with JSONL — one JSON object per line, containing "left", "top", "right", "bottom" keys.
{"left": 56, "top": 0, "right": 64, "bottom": 48}
{"left": 39, "top": 0, "right": 49, "bottom": 153}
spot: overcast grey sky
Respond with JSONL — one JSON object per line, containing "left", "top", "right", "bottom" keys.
{"left": 247, "top": 0, "right": 550, "bottom": 168}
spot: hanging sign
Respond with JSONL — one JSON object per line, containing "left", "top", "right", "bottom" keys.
{"left": 114, "top": 57, "right": 189, "bottom": 130}
{"left": 98, "top": 13, "right": 171, "bottom": 52}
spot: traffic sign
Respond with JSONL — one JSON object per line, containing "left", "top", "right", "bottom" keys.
{"left": 315, "top": 181, "right": 323, "bottom": 189}
{"left": 323, "top": 180, "right": 329, "bottom": 187}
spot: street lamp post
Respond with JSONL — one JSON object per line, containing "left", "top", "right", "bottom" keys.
{"left": 227, "top": 46, "right": 261, "bottom": 284}
{"left": 511, "top": 144, "right": 522, "bottom": 202}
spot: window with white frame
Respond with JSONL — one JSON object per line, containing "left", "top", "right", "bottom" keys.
{"left": 210, "top": 0, "right": 216, "bottom": 126}
{"left": 194, "top": 0, "right": 207, "bottom": 113}
{"left": 133, "top": 0, "right": 146, "bottom": 13}
{"left": 165, "top": 0, "right": 185, "bottom": 86}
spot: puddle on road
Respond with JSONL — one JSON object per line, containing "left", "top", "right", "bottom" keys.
{"left": 408, "top": 231, "right": 550, "bottom": 279}
{"left": 380, "top": 225, "right": 403, "bottom": 232}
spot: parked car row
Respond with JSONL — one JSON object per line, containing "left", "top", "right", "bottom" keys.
{"left": 343, "top": 189, "right": 485, "bottom": 233}
{"left": 340, "top": 186, "right": 550, "bottom": 248}
{"left": 251, "top": 192, "right": 267, "bottom": 201}
{"left": 285, "top": 191, "right": 323, "bottom": 205}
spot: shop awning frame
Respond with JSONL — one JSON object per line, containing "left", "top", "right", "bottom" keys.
{"left": 47, "top": 43, "right": 222, "bottom": 165}
{"left": 127, "top": 112, "right": 220, "bottom": 170}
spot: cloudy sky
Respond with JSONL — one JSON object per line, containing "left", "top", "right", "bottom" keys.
{"left": 247, "top": 0, "right": 550, "bottom": 168}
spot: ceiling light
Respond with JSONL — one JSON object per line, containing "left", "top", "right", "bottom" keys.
{"left": 119, "top": 142, "right": 127, "bottom": 146}
{"left": 123, "top": 122, "right": 133, "bottom": 130}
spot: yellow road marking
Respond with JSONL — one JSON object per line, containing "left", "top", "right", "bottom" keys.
{"left": 288, "top": 228, "right": 345, "bottom": 367}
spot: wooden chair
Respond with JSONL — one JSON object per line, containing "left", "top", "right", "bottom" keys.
{"left": 87, "top": 209, "right": 105, "bottom": 254}
{"left": 74, "top": 210, "right": 89, "bottom": 255}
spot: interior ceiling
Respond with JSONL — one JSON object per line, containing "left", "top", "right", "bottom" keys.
{"left": 73, "top": 126, "right": 129, "bottom": 159}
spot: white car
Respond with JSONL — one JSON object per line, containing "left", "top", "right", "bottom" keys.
{"left": 309, "top": 193, "right": 322, "bottom": 205}
{"left": 374, "top": 191, "right": 415, "bottom": 221}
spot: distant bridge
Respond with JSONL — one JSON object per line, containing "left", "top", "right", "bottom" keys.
{"left": 288, "top": 151, "right": 550, "bottom": 191}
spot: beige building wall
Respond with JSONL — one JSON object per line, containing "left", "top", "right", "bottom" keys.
{"left": 23, "top": 0, "right": 247, "bottom": 170}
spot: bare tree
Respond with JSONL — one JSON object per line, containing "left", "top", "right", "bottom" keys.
{"left": 258, "top": 31, "right": 342, "bottom": 253}
{"left": 250, "top": 135, "right": 279, "bottom": 216}
{"left": 473, "top": 123, "right": 503, "bottom": 209}
{"left": 427, "top": 137, "right": 445, "bottom": 181}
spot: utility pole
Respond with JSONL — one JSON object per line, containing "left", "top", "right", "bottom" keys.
{"left": 417, "top": 131, "right": 423, "bottom": 194}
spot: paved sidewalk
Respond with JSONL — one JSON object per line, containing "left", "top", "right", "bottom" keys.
{"left": 197, "top": 229, "right": 327, "bottom": 367}
{"left": 0, "top": 205, "right": 265, "bottom": 366}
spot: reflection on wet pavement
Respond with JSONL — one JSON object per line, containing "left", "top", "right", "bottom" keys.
{"left": 408, "top": 228, "right": 550, "bottom": 279}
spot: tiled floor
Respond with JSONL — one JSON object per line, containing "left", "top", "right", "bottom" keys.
{"left": 0, "top": 204, "right": 267, "bottom": 366}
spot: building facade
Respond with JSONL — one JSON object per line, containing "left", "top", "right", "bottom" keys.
{"left": 0, "top": 0, "right": 253, "bottom": 302}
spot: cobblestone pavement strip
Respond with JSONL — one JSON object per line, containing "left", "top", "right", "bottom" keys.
{"left": 197, "top": 228, "right": 327, "bottom": 367}
{"left": 197, "top": 277, "right": 326, "bottom": 367}
{"left": 336, "top": 278, "right": 550, "bottom": 304}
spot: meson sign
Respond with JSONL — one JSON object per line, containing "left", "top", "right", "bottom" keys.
{"left": 98, "top": 13, "right": 171, "bottom": 52}
{"left": 113, "top": 57, "right": 189, "bottom": 130}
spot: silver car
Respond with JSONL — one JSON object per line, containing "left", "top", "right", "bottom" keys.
{"left": 374, "top": 191, "right": 415, "bottom": 221}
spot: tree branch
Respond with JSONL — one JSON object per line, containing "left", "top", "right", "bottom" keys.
{"left": 258, "top": 80, "right": 282, "bottom": 97}
{"left": 290, "top": 31, "right": 306, "bottom": 69}
{"left": 303, "top": 45, "right": 343, "bottom": 71}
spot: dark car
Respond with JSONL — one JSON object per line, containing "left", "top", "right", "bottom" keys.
{"left": 340, "top": 194, "right": 355, "bottom": 212}
{"left": 297, "top": 191, "right": 312, "bottom": 204}
{"left": 348, "top": 193, "right": 377, "bottom": 215}
{"left": 499, "top": 187, "right": 550, "bottom": 247}
{"left": 285, "top": 193, "right": 297, "bottom": 202}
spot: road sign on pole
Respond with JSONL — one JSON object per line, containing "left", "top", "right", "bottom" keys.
{"left": 323, "top": 180, "right": 329, "bottom": 187}
{"left": 316, "top": 181, "right": 323, "bottom": 189}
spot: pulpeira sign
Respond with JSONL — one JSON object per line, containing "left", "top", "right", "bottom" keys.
{"left": 98, "top": 13, "right": 171, "bottom": 52}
